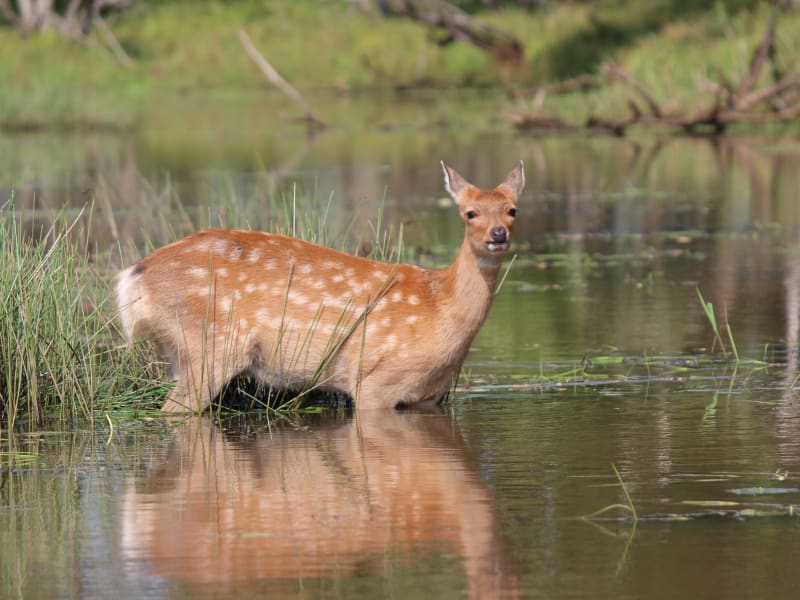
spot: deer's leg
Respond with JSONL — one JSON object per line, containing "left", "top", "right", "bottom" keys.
{"left": 159, "top": 342, "right": 229, "bottom": 414}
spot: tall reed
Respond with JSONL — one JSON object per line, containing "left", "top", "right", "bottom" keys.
{"left": 0, "top": 201, "right": 115, "bottom": 430}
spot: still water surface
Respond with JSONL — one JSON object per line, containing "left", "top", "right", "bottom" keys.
{"left": 3, "top": 96, "right": 800, "bottom": 598}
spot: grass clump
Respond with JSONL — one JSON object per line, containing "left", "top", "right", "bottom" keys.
{"left": 0, "top": 201, "right": 127, "bottom": 430}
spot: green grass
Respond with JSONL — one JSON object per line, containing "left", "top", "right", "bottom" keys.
{"left": 2, "top": 1, "right": 798, "bottom": 128}
{"left": 0, "top": 202, "right": 108, "bottom": 429}
{"left": 0, "top": 200, "right": 173, "bottom": 430}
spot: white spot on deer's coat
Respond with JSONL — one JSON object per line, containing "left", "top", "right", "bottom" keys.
{"left": 230, "top": 246, "right": 243, "bottom": 260}
{"left": 239, "top": 319, "right": 249, "bottom": 330}
{"left": 292, "top": 293, "right": 308, "bottom": 306}
{"left": 391, "top": 290, "right": 403, "bottom": 303}
{"left": 408, "top": 295, "right": 420, "bottom": 305}
{"left": 380, "top": 316, "right": 392, "bottom": 328}
{"left": 258, "top": 283, "right": 269, "bottom": 293}
{"left": 386, "top": 334, "right": 398, "bottom": 349}
{"left": 406, "top": 315, "right": 418, "bottom": 325}
{"left": 233, "top": 289, "right": 242, "bottom": 301}
{"left": 331, "top": 274, "right": 345, "bottom": 283}
{"left": 213, "top": 240, "right": 229, "bottom": 255}
{"left": 247, "top": 250, "right": 261, "bottom": 263}
{"left": 373, "top": 270, "right": 387, "bottom": 280}
{"left": 218, "top": 295, "right": 233, "bottom": 314}
{"left": 298, "top": 263, "right": 313, "bottom": 275}
{"left": 213, "top": 267, "right": 229, "bottom": 278}
{"left": 255, "top": 309, "right": 269, "bottom": 325}
{"left": 245, "top": 283, "right": 257, "bottom": 294}
{"left": 188, "top": 266, "right": 207, "bottom": 279}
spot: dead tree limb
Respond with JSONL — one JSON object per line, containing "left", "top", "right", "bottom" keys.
{"left": 94, "top": 15, "right": 133, "bottom": 68}
{"left": 237, "top": 28, "right": 326, "bottom": 129}
{"left": 602, "top": 64, "right": 662, "bottom": 117}
{"left": 510, "top": 13, "right": 800, "bottom": 137}
{"left": 734, "top": 10, "right": 778, "bottom": 106}
{"left": 379, "top": 0, "right": 523, "bottom": 64}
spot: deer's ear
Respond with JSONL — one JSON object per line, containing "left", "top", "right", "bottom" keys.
{"left": 498, "top": 160, "right": 525, "bottom": 198}
{"left": 441, "top": 161, "right": 474, "bottom": 204}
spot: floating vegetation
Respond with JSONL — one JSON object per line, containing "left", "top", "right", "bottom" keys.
{"left": 457, "top": 352, "right": 771, "bottom": 398}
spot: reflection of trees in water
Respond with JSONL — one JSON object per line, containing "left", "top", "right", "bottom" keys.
{"left": 120, "top": 411, "right": 519, "bottom": 598}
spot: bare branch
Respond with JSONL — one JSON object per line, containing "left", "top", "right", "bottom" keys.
{"left": 236, "top": 28, "right": 326, "bottom": 129}
{"left": 734, "top": 10, "right": 778, "bottom": 105}
{"left": 381, "top": 0, "right": 523, "bottom": 64}
{"left": 735, "top": 73, "right": 800, "bottom": 112}
{"left": 94, "top": 15, "right": 133, "bottom": 68}
{"left": 602, "top": 63, "right": 662, "bottom": 117}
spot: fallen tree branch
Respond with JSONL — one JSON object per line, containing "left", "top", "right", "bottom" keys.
{"left": 379, "top": 0, "right": 523, "bottom": 64}
{"left": 601, "top": 64, "right": 662, "bottom": 117}
{"left": 510, "top": 14, "right": 800, "bottom": 137}
{"left": 734, "top": 10, "right": 778, "bottom": 106}
{"left": 237, "top": 28, "right": 326, "bottom": 129}
{"left": 94, "top": 15, "right": 133, "bottom": 68}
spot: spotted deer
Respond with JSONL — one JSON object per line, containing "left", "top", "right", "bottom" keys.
{"left": 116, "top": 161, "right": 524, "bottom": 412}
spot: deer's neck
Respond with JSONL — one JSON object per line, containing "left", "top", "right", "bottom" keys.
{"left": 437, "top": 240, "right": 503, "bottom": 340}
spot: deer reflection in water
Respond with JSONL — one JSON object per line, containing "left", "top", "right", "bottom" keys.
{"left": 121, "top": 410, "right": 519, "bottom": 599}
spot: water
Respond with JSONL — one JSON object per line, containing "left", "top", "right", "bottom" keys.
{"left": 3, "top": 95, "right": 800, "bottom": 598}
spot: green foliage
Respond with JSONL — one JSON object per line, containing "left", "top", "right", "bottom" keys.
{"left": 2, "top": 0, "right": 798, "bottom": 127}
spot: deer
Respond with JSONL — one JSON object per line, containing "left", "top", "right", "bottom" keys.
{"left": 115, "top": 161, "right": 524, "bottom": 412}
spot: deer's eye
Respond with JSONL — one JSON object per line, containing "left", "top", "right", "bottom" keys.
{"left": 508, "top": 208, "right": 517, "bottom": 217}
{"left": 465, "top": 210, "right": 478, "bottom": 220}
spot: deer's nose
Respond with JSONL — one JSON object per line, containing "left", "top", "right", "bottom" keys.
{"left": 490, "top": 227, "right": 507, "bottom": 243}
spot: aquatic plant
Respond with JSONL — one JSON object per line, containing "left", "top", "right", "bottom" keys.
{"left": 696, "top": 288, "right": 739, "bottom": 362}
